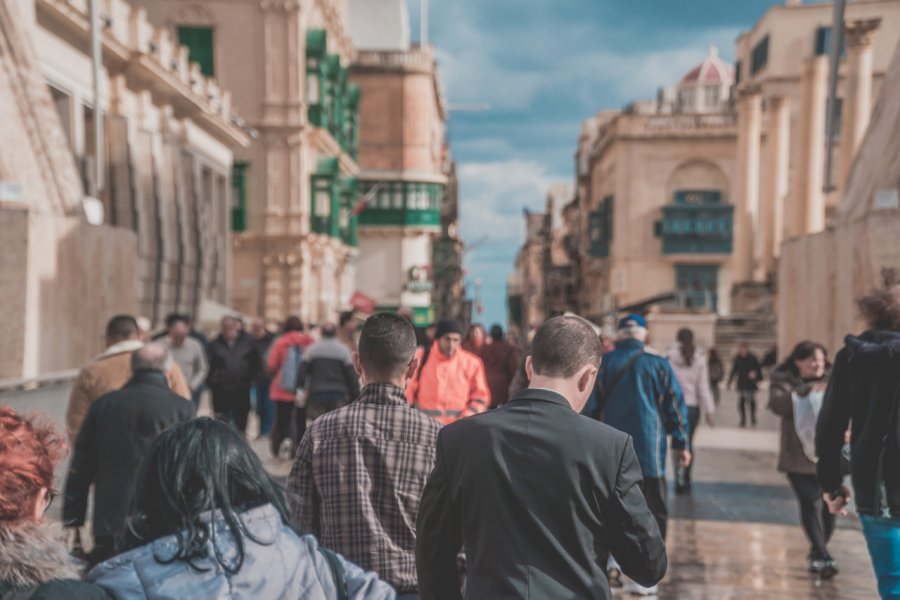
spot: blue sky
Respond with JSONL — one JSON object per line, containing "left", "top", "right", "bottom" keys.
{"left": 406, "top": 0, "right": 785, "bottom": 328}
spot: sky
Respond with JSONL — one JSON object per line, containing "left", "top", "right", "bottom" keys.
{"left": 404, "top": 0, "right": 786, "bottom": 328}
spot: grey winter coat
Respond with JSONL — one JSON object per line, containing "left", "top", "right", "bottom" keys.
{"left": 86, "top": 504, "right": 395, "bottom": 600}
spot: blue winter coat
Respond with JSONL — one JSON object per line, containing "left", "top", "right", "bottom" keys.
{"left": 86, "top": 504, "right": 396, "bottom": 600}
{"left": 594, "top": 339, "right": 690, "bottom": 479}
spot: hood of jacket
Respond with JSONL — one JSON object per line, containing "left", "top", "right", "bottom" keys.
{"left": 0, "top": 521, "right": 82, "bottom": 589}
{"left": 845, "top": 330, "right": 900, "bottom": 362}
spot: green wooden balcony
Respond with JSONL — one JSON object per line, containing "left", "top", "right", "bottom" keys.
{"left": 656, "top": 204, "right": 734, "bottom": 254}
{"left": 357, "top": 181, "right": 443, "bottom": 228}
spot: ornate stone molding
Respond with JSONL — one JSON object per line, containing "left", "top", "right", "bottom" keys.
{"left": 844, "top": 18, "right": 881, "bottom": 50}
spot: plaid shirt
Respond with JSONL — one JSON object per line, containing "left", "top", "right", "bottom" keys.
{"left": 288, "top": 383, "right": 441, "bottom": 592}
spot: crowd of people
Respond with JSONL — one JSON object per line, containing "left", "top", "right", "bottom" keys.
{"left": 1, "top": 283, "right": 899, "bottom": 598}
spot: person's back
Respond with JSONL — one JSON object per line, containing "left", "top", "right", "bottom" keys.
{"left": 300, "top": 331, "right": 361, "bottom": 398}
{"left": 417, "top": 316, "right": 666, "bottom": 600}
{"left": 290, "top": 313, "right": 440, "bottom": 594}
{"left": 64, "top": 346, "right": 196, "bottom": 561}
{"left": 480, "top": 326, "right": 519, "bottom": 408}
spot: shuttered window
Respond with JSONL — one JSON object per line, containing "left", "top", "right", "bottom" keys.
{"left": 177, "top": 26, "right": 215, "bottom": 77}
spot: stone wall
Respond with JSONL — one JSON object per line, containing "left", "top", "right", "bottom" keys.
{"left": 0, "top": 208, "right": 137, "bottom": 378}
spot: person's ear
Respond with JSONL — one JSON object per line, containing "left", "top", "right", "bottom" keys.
{"left": 577, "top": 365, "right": 597, "bottom": 393}
{"left": 406, "top": 356, "right": 420, "bottom": 380}
{"left": 352, "top": 352, "right": 363, "bottom": 377}
{"left": 525, "top": 356, "right": 534, "bottom": 381}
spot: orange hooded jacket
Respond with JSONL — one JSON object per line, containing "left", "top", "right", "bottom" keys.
{"left": 406, "top": 342, "right": 491, "bottom": 425}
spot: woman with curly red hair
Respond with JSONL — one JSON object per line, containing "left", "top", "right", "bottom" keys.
{"left": 0, "top": 407, "right": 108, "bottom": 599}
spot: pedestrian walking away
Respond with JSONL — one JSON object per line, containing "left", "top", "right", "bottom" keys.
{"left": 406, "top": 319, "right": 491, "bottom": 425}
{"left": 290, "top": 312, "right": 441, "bottom": 597}
{"left": 0, "top": 408, "right": 111, "bottom": 600}
{"left": 250, "top": 317, "right": 277, "bottom": 437}
{"left": 62, "top": 344, "right": 196, "bottom": 565}
{"left": 160, "top": 313, "right": 208, "bottom": 409}
{"left": 592, "top": 314, "right": 690, "bottom": 596}
{"left": 666, "top": 328, "right": 715, "bottom": 494}
{"left": 207, "top": 315, "right": 263, "bottom": 434}
{"left": 297, "top": 322, "right": 361, "bottom": 423}
{"left": 65, "top": 314, "right": 190, "bottom": 441}
{"left": 817, "top": 284, "right": 900, "bottom": 599}
{"left": 85, "top": 418, "right": 395, "bottom": 599}
{"left": 480, "top": 324, "right": 520, "bottom": 408}
{"left": 707, "top": 348, "right": 724, "bottom": 407}
{"left": 768, "top": 341, "right": 836, "bottom": 578}
{"left": 268, "top": 315, "right": 315, "bottom": 457}
{"left": 416, "top": 315, "right": 666, "bottom": 600}
{"left": 728, "top": 343, "right": 763, "bottom": 427}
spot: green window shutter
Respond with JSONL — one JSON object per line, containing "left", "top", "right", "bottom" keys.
{"left": 750, "top": 35, "right": 769, "bottom": 76}
{"left": 177, "top": 26, "right": 215, "bottom": 77}
{"left": 231, "top": 161, "right": 249, "bottom": 232}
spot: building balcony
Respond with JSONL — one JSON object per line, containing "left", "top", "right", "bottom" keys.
{"left": 656, "top": 204, "right": 734, "bottom": 254}
{"left": 357, "top": 181, "right": 443, "bottom": 228}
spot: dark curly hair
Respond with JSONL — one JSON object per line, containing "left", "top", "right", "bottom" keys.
{"left": 858, "top": 286, "right": 900, "bottom": 331}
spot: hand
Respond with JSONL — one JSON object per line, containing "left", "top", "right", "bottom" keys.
{"left": 823, "top": 486, "right": 851, "bottom": 515}
{"left": 705, "top": 413, "right": 715, "bottom": 428}
{"left": 673, "top": 449, "right": 692, "bottom": 468}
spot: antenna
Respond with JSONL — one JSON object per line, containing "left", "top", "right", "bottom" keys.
{"left": 420, "top": 0, "right": 428, "bottom": 46}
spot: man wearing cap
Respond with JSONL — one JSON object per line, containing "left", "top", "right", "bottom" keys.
{"left": 407, "top": 319, "right": 491, "bottom": 425}
{"left": 592, "top": 314, "right": 690, "bottom": 596}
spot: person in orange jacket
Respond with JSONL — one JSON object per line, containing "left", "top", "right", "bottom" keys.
{"left": 406, "top": 320, "right": 491, "bottom": 425}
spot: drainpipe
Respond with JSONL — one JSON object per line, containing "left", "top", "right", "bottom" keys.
{"left": 90, "top": 0, "right": 104, "bottom": 193}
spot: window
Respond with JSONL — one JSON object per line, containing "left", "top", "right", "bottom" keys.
{"left": 588, "top": 195, "right": 613, "bottom": 258}
{"left": 676, "top": 265, "right": 719, "bottom": 312}
{"left": 177, "top": 26, "right": 215, "bottom": 77}
{"left": 750, "top": 35, "right": 769, "bottom": 76}
{"left": 674, "top": 190, "right": 722, "bottom": 205}
{"left": 815, "top": 26, "right": 847, "bottom": 57}
{"left": 679, "top": 88, "right": 695, "bottom": 108}
{"left": 734, "top": 60, "right": 742, "bottom": 85}
{"left": 704, "top": 85, "right": 719, "bottom": 107}
{"left": 49, "top": 86, "right": 72, "bottom": 149}
{"left": 230, "top": 161, "right": 249, "bottom": 232}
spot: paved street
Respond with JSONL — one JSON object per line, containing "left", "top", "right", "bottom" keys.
{"left": 1, "top": 383, "right": 878, "bottom": 597}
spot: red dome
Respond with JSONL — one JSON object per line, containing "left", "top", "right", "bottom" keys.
{"left": 681, "top": 46, "right": 735, "bottom": 85}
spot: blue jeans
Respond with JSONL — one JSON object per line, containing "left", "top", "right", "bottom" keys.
{"left": 252, "top": 379, "right": 274, "bottom": 436}
{"left": 860, "top": 514, "right": 900, "bottom": 599}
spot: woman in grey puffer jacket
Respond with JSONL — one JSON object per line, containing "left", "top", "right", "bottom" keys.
{"left": 86, "top": 418, "right": 395, "bottom": 600}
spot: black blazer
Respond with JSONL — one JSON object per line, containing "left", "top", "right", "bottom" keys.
{"left": 416, "top": 388, "right": 666, "bottom": 600}
{"left": 63, "top": 371, "right": 196, "bottom": 542}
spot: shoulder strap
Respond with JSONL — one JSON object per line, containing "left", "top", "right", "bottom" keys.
{"left": 318, "top": 547, "right": 348, "bottom": 600}
{"left": 604, "top": 350, "right": 644, "bottom": 398}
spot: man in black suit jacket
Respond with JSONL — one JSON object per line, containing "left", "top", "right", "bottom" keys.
{"left": 63, "top": 344, "right": 196, "bottom": 565}
{"left": 416, "top": 315, "right": 666, "bottom": 599}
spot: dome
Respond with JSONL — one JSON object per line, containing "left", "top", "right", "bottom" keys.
{"left": 681, "top": 46, "right": 735, "bottom": 85}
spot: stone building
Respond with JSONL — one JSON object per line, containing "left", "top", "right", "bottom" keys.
{"left": 2, "top": 0, "right": 248, "bottom": 377}
{"left": 135, "top": 0, "right": 363, "bottom": 326}
{"left": 778, "top": 40, "right": 900, "bottom": 354}
{"left": 347, "top": 0, "right": 457, "bottom": 328}
{"left": 564, "top": 47, "right": 738, "bottom": 349}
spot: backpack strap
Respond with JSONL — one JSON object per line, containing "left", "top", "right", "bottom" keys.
{"left": 318, "top": 547, "right": 348, "bottom": 600}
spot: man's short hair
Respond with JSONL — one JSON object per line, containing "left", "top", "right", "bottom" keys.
{"left": 358, "top": 313, "right": 417, "bottom": 380}
{"left": 530, "top": 316, "right": 603, "bottom": 378}
{"left": 165, "top": 313, "right": 189, "bottom": 329}
{"left": 339, "top": 311, "right": 355, "bottom": 327}
{"left": 131, "top": 343, "right": 170, "bottom": 373}
{"left": 106, "top": 315, "right": 140, "bottom": 341}
{"left": 321, "top": 323, "right": 337, "bottom": 338}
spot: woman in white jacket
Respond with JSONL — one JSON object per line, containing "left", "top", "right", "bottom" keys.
{"left": 666, "top": 328, "right": 716, "bottom": 494}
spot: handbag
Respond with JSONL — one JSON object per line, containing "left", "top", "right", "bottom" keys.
{"left": 318, "top": 547, "right": 348, "bottom": 600}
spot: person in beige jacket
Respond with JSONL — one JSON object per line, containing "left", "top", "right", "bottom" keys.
{"left": 65, "top": 315, "right": 190, "bottom": 441}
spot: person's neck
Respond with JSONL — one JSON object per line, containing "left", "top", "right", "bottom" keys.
{"left": 364, "top": 378, "right": 406, "bottom": 389}
{"left": 527, "top": 375, "right": 577, "bottom": 409}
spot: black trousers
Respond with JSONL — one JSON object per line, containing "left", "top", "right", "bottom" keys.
{"left": 271, "top": 401, "right": 306, "bottom": 456}
{"left": 675, "top": 406, "right": 701, "bottom": 490}
{"left": 738, "top": 390, "right": 757, "bottom": 425}
{"left": 787, "top": 473, "right": 835, "bottom": 560}
{"left": 641, "top": 477, "right": 668, "bottom": 540}
{"left": 211, "top": 387, "right": 251, "bottom": 434}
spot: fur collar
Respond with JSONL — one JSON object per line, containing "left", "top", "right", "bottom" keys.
{"left": 0, "top": 521, "right": 82, "bottom": 588}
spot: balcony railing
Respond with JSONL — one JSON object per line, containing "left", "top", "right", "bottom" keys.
{"left": 656, "top": 204, "right": 734, "bottom": 254}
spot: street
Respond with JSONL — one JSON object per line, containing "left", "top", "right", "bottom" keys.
{"left": 1, "top": 382, "right": 877, "bottom": 598}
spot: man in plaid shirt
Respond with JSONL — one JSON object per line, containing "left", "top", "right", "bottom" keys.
{"left": 288, "top": 312, "right": 440, "bottom": 597}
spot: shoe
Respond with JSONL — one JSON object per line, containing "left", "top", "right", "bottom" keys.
{"left": 608, "top": 565, "right": 622, "bottom": 588}
{"left": 809, "top": 559, "right": 838, "bottom": 580}
{"left": 623, "top": 579, "right": 659, "bottom": 596}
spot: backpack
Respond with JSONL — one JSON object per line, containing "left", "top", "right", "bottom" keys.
{"left": 279, "top": 344, "right": 303, "bottom": 391}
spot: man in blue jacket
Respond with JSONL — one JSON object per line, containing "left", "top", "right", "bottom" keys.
{"left": 593, "top": 314, "right": 691, "bottom": 595}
